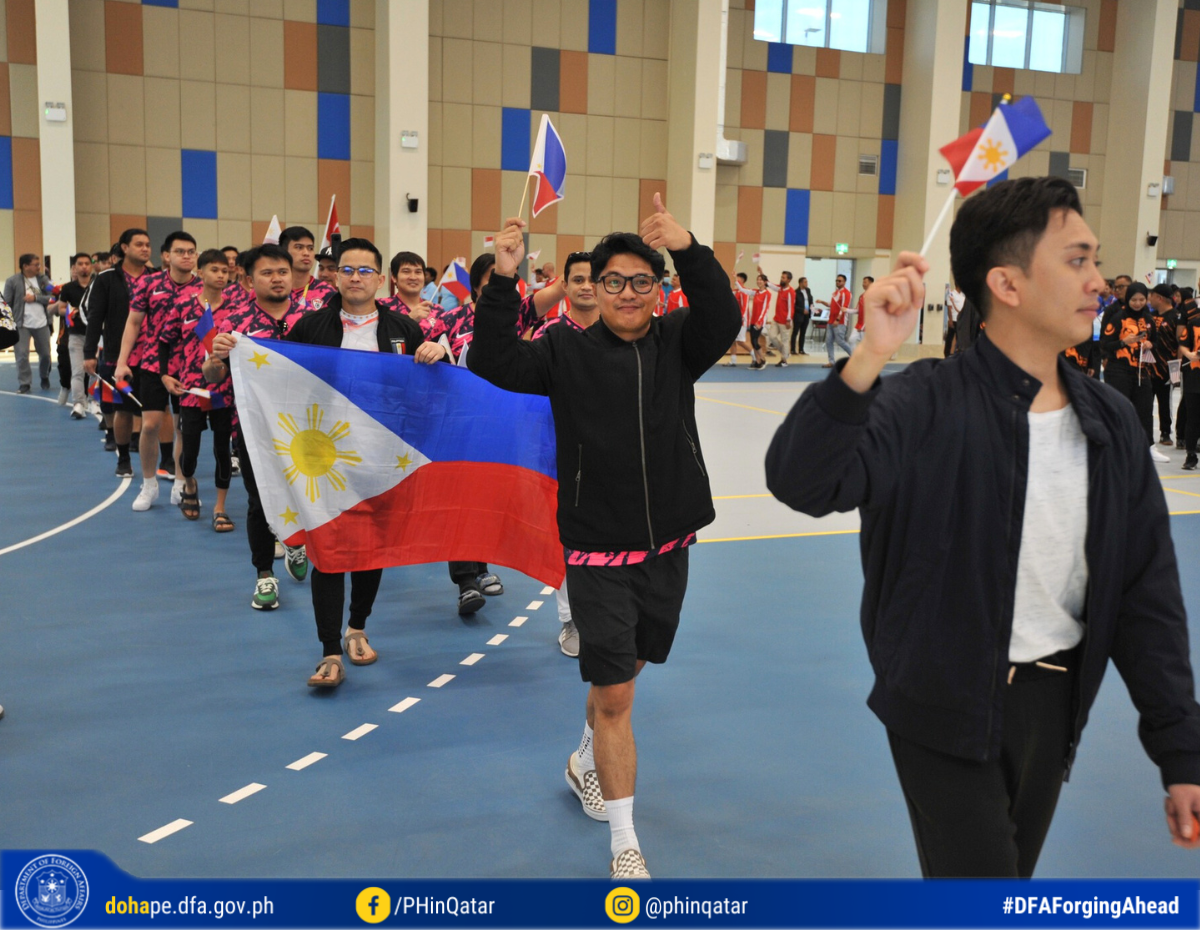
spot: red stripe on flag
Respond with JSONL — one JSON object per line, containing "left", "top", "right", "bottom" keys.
{"left": 292, "top": 461, "right": 564, "bottom": 588}
{"left": 938, "top": 126, "right": 985, "bottom": 195}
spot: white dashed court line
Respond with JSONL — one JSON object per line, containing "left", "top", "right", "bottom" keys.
{"left": 525, "top": 600, "right": 544, "bottom": 610}
{"left": 541, "top": 586, "right": 555, "bottom": 595}
{"left": 138, "top": 819, "right": 193, "bottom": 844}
{"left": 286, "top": 752, "right": 327, "bottom": 771}
{"left": 509, "top": 616, "right": 528, "bottom": 627}
{"left": 487, "top": 634, "right": 508, "bottom": 645}
{"left": 219, "top": 783, "right": 266, "bottom": 805}
{"left": 341, "top": 723, "right": 378, "bottom": 741}
{"left": 428, "top": 674, "right": 456, "bottom": 688}
{"left": 389, "top": 697, "right": 421, "bottom": 713}
{"left": 460, "top": 653, "right": 485, "bottom": 666}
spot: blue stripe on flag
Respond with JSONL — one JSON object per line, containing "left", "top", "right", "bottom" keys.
{"left": 250, "top": 338, "right": 557, "bottom": 478}
{"left": 1000, "top": 97, "right": 1051, "bottom": 156}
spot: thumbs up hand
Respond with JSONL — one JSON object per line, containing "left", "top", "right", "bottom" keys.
{"left": 639, "top": 192, "right": 691, "bottom": 252}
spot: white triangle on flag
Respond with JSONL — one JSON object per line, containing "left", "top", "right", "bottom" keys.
{"left": 263, "top": 215, "right": 282, "bottom": 245}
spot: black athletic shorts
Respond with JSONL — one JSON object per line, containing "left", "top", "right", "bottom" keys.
{"left": 133, "top": 366, "right": 170, "bottom": 412}
{"left": 565, "top": 547, "right": 689, "bottom": 686}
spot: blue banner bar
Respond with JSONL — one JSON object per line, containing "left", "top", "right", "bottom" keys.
{"left": 3, "top": 852, "right": 1197, "bottom": 929}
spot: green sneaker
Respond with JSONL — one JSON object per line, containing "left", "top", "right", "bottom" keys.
{"left": 284, "top": 544, "right": 308, "bottom": 582}
{"left": 252, "top": 575, "right": 280, "bottom": 610}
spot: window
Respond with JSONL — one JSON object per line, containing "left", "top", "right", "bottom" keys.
{"left": 968, "top": 1, "right": 1085, "bottom": 74}
{"left": 754, "top": 0, "right": 888, "bottom": 55}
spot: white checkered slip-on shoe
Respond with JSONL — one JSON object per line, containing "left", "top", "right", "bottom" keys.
{"left": 565, "top": 751, "right": 608, "bottom": 822}
{"left": 609, "top": 849, "right": 650, "bottom": 880}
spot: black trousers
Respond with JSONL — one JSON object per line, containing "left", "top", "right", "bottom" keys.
{"left": 235, "top": 436, "right": 277, "bottom": 575}
{"left": 1179, "top": 394, "right": 1188, "bottom": 442}
{"left": 311, "top": 566, "right": 383, "bottom": 656}
{"left": 1186, "top": 390, "right": 1200, "bottom": 454}
{"left": 57, "top": 336, "right": 71, "bottom": 389}
{"left": 1152, "top": 379, "right": 1173, "bottom": 438}
{"left": 1103, "top": 364, "right": 1154, "bottom": 445}
{"left": 449, "top": 561, "right": 489, "bottom": 592}
{"left": 180, "top": 407, "right": 233, "bottom": 489}
{"left": 791, "top": 316, "right": 810, "bottom": 354}
{"left": 887, "top": 661, "right": 1075, "bottom": 877}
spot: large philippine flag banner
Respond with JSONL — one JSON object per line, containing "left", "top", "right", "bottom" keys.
{"left": 228, "top": 336, "right": 564, "bottom": 588}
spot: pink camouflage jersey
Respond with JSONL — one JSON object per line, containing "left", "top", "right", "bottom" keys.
{"left": 157, "top": 294, "right": 235, "bottom": 409}
{"left": 127, "top": 270, "right": 202, "bottom": 372}
{"left": 375, "top": 295, "right": 445, "bottom": 346}
{"left": 421, "top": 293, "right": 544, "bottom": 357}
{"left": 530, "top": 310, "right": 587, "bottom": 340}
{"left": 290, "top": 279, "right": 336, "bottom": 313}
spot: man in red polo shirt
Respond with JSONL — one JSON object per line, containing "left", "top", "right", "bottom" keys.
{"left": 762, "top": 269, "right": 797, "bottom": 368}
{"left": 820, "top": 273, "right": 854, "bottom": 367}
{"left": 850, "top": 276, "right": 873, "bottom": 348}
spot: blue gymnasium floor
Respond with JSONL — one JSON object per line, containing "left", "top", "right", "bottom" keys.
{"left": 1, "top": 363, "right": 1199, "bottom": 881}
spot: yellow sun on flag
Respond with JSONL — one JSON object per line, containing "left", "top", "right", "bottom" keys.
{"left": 978, "top": 137, "right": 1009, "bottom": 173}
{"left": 273, "top": 404, "right": 362, "bottom": 503}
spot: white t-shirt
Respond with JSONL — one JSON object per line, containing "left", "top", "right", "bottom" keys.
{"left": 22, "top": 276, "right": 46, "bottom": 329}
{"left": 1009, "top": 404, "right": 1089, "bottom": 663}
{"left": 947, "top": 289, "right": 964, "bottom": 323}
{"left": 339, "top": 310, "right": 379, "bottom": 352}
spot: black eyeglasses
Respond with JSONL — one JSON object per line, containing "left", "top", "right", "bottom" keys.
{"left": 338, "top": 266, "right": 379, "bottom": 278}
{"left": 598, "top": 273, "right": 657, "bottom": 295}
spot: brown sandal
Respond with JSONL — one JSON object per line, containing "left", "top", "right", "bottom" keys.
{"left": 212, "top": 511, "right": 235, "bottom": 532}
{"left": 307, "top": 656, "right": 344, "bottom": 688}
{"left": 344, "top": 629, "right": 377, "bottom": 666}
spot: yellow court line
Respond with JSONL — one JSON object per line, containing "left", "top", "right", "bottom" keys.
{"left": 713, "top": 493, "right": 774, "bottom": 500}
{"left": 1160, "top": 474, "right": 1200, "bottom": 480}
{"left": 695, "top": 395, "right": 787, "bottom": 416}
{"left": 1164, "top": 486, "right": 1200, "bottom": 499}
{"left": 1170, "top": 509, "right": 1200, "bottom": 516}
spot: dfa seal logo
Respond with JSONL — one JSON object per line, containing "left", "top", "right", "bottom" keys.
{"left": 14, "top": 855, "right": 89, "bottom": 928}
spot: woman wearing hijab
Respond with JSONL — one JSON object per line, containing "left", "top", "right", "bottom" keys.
{"left": 1099, "top": 282, "right": 1169, "bottom": 462}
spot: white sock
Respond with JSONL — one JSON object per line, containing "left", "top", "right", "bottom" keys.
{"left": 577, "top": 723, "right": 595, "bottom": 771}
{"left": 607, "top": 796, "right": 638, "bottom": 857}
{"left": 142, "top": 478, "right": 156, "bottom": 492}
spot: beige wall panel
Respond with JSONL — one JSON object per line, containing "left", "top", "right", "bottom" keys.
{"left": 793, "top": 45, "right": 817, "bottom": 77}
{"left": 251, "top": 153, "right": 285, "bottom": 218}
{"left": 441, "top": 165, "right": 471, "bottom": 228}
{"left": 77, "top": 213, "right": 110, "bottom": 250}
{"left": 439, "top": 0, "right": 470, "bottom": 37}
{"left": 1054, "top": 69, "right": 1075, "bottom": 100}
{"left": 588, "top": 52, "right": 614, "bottom": 116}
{"left": 107, "top": 74, "right": 145, "bottom": 146}
{"left": 641, "top": 59, "right": 667, "bottom": 120}
{"left": 639, "top": 117, "right": 667, "bottom": 178}
{"left": 1082, "top": 0, "right": 1100, "bottom": 50}
{"left": 1161, "top": 210, "right": 1185, "bottom": 257}
{"left": 742, "top": 18, "right": 766, "bottom": 70}
{"left": 1087, "top": 204, "right": 1101, "bottom": 238}
{"left": 726, "top": 6, "right": 744, "bottom": 69}
{"left": 837, "top": 80, "right": 862, "bottom": 137}
{"left": 146, "top": 146, "right": 182, "bottom": 216}
{"left": 351, "top": 159, "right": 373, "bottom": 226}
{"left": 839, "top": 51, "right": 863, "bottom": 82}
{"left": 429, "top": 0, "right": 442, "bottom": 35}
{"left": 1084, "top": 155, "right": 1104, "bottom": 207}
{"left": 1173, "top": 62, "right": 1195, "bottom": 113}
{"left": 854, "top": 192, "right": 878, "bottom": 249}
{"left": 178, "top": 76, "right": 220, "bottom": 147}
{"left": 724, "top": 68, "right": 741, "bottom": 128}
{"left": 428, "top": 165, "right": 442, "bottom": 228}
{"left": 349, "top": 0, "right": 371, "bottom": 27}
{"left": 860, "top": 51, "right": 884, "bottom": 83}
{"left": 282, "top": 0, "right": 315, "bottom": 22}
{"left": 812, "top": 77, "right": 838, "bottom": 136}
{"left": 611, "top": 176, "right": 638, "bottom": 232}
{"left": 144, "top": 77, "right": 180, "bottom": 148}
{"left": 521, "top": 231, "right": 553, "bottom": 262}
{"left": 531, "top": 0, "right": 561, "bottom": 47}
{"left": 831, "top": 192, "right": 855, "bottom": 246}
{"left": 429, "top": 35, "right": 441, "bottom": 101}
{"left": 217, "top": 218, "right": 252, "bottom": 245}
{"left": 616, "top": 0, "right": 643, "bottom": 57}
{"left": 216, "top": 83, "right": 251, "bottom": 153}
{"left": 215, "top": 14, "right": 251, "bottom": 85}
{"left": 8, "top": 63, "right": 36, "bottom": 138}
{"left": 185, "top": 217, "right": 219, "bottom": 247}
{"left": 284, "top": 155, "right": 317, "bottom": 226}
{"left": 858, "top": 81, "right": 884, "bottom": 139}
{"left": 1023, "top": 149, "right": 1050, "bottom": 176}
{"left": 474, "top": 0, "right": 502, "bottom": 40}
{"left": 1186, "top": 164, "right": 1200, "bottom": 214}
{"left": 249, "top": 86, "right": 284, "bottom": 155}
{"left": 74, "top": 142, "right": 110, "bottom": 214}
{"left": 765, "top": 72, "right": 790, "bottom": 132}
{"left": 560, "top": 0, "right": 588, "bottom": 52}
{"left": 472, "top": 104, "right": 500, "bottom": 168}
{"left": 248, "top": 17, "right": 284, "bottom": 88}
{"left": 72, "top": 70, "right": 108, "bottom": 144}
{"left": 737, "top": 126, "right": 764, "bottom": 187}
{"left": 584, "top": 175, "right": 613, "bottom": 237}
{"left": 1091, "top": 103, "right": 1108, "bottom": 156}
{"left": 581, "top": 113, "right": 615, "bottom": 178}
{"left": 0, "top": 212, "right": 14, "bottom": 272}
{"left": 643, "top": 0, "right": 669, "bottom": 59}
{"left": 1094, "top": 52, "right": 1112, "bottom": 101}
{"left": 143, "top": 6, "right": 180, "bottom": 78}
{"left": 71, "top": 0, "right": 107, "bottom": 72}
{"left": 613, "top": 56, "right": 641, "bottom": 119}
{"left": 441, "top": 102, "right": 472, "bottom": 168}
{"left": 442, "top": 38, "right": 472, "bottom": 104}
{"left": 1183, "top": 208, "right": 1200, "bottom": 261}
{"left": 833, "top": 137, "right": 858, "bottom": 192}
{"left": 556, "top": 111, "right": 587, "bottom": 171}
{"left": 471, "top": 40, "right": 501, "bottom": 106}
{"left": 1075, "top": 50, "right": 1096, "bottom": 102}
{"left": 761, "top": 187, "right": 786, "bottom": 244}
{"left": 1033, "top": 69, "right": 1056, "bottom": 99}
{"left": 499, "top": 169, "right": 525, "bottom": 231}
{"left": 714, "top": 183, "right": 737, "bottom": 241}
{"left": 971, "top": 65, "right": 993, "bottom": 94}
{"left": 500, "top": 0, "right": 531, "bottom": 44}
{"left": 1050, "top": 98, "right": 1073, "bottom": 143}
{"left": 612, "top": 117, "right": 641, "bottom": 178}
{"left": 283, "top": 88, "right": 315, "bottom": 156}
{"left": 808, "top": 190, "right": 833, "bottom": 247}
{"left": 1013, "top": 68, "right": 1036, "bottom": 97}
{"left": 216, "top": 0, "right": 251, "bottom": 13}
{"left": 179, "top": 9, "right": 216, "bottom": 82}
{"left": 428, "top": 101, "right": 443, "bottom": 166}
{"left": 787, "top": 131, "right": 812, "bottom": 187}
{"left": 348, "top": 27, "right": 373, "bottom": 96}
{"left": 215, "top": 151, "right": 250, "bottom": 219}
{"left": 1170, "top": 162, "right": 1188, "bottom": 210}
{"left": 351, "top": 93, "right": 373, "bottom": 162}
{"left": 109, "top": 143, "right": 147, "bottom": 214}
{"left": 555, "top": 173, "right": 585, "bottom": 233}
{"left": 501, "top": 42, "right": 530, "bottom": 108}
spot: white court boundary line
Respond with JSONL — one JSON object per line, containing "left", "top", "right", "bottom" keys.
{"left": 0, "top": 389, "right": 58, "bottom": 404}
{"left": 0, "top": 478, "right": 131, "bottom": 557}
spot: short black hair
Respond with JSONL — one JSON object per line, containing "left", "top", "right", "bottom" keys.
{"left": 119, "top": 228, "right": 150, "bottom": 247}
{"left": 590, "top": 232, "right": 666, "bottom": 282}
{"left": 950, "top": 175, "right": 1082, "bottom": 319}
{"left": 70, "top": 252, "right": 91, "bottom": 265}
{"left": 221, "top": 245, "right": 239, "bottom": 255}
{"left": 17, "top": 253, "right": 37, "bottom": 270}
{"left": 161, "top": 230, "right": 196, "bottom": 254}
{"left": 563, "top": 251, "right": 592, "bottom": 279}
{"left": 1114, "top": 274, "right": 1133, "bottom": 285}
{"left": 390, "top": 251, "right": 425, "bottom": 278}
{"left": 863, "top": 276, "right": 874, "bottom": 284}
{"left": 236, "top": 250, "right": 253, "bottom": 272}
{"left": 1183, "top": 287, "right": 1196, "bottom": 301}
{"left": 196, "top": 248, "right": 228, "bottom": 270}
{"left": 243, "top": 243, "right": 293, "bottom": 275}
{"left": 338, "top": 237, "right": 384, "bottom": 272}
{"left": 835, "top": 274, "right": 846, "bottom": 282}
{"left": 781, "top": 271, "right": 793, "bottom": 281}
{"left": 279, "top": 226, "right": 315, "bottom": 249}
{"left": 469, "top": 252, "right": 495, "bottom": 298}
{"left": 736, "top": 272, "right": 748, "bottom": 283}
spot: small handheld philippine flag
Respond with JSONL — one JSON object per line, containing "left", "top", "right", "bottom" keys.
{"left": 483, "top": 236, "right": 495, "bottom": 249}
{"left": 939, "top": 96, "right": 1051, "bottom": 195}
{"left": 194, "top": 304, "right": 216, "bottom": 356}
{"left": 528, "top": 114, "right": 567, "bottom": 217}
{"left": 439, "top": 258, "right": 472, "bottom": 303}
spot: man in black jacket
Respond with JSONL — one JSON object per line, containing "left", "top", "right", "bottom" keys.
{"left": 469, "top": 195, "right": 741, "bottom": 879}
{"left": 766, "top": 176, "right": 1200, "bottom": 876}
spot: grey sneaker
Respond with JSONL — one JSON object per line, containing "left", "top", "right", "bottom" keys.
{"left": 558, "top": 619, "right": 580, "bottom": 658}
{"left": 252, "top": 575, "right": 280, "bottom": 610}
{"left": 284, "top": 543, "right": 308, "bottom": 582}
{"left": 566, "top": 751, "right": 608, "bottom": 821}
{"left": 609, "top": 848, "right": 650, "bottom": 879}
